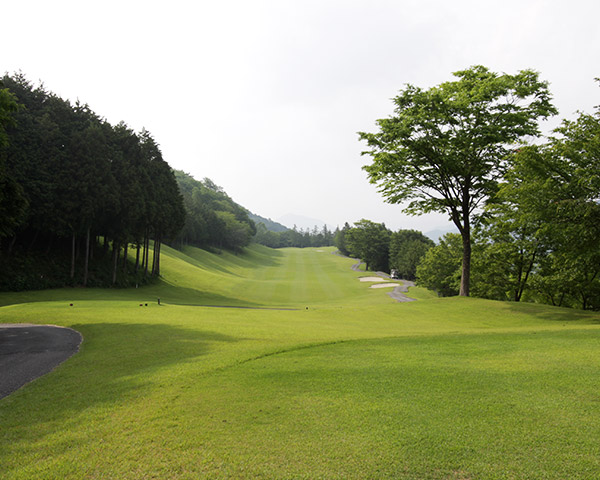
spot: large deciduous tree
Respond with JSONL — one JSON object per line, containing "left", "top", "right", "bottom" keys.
{"left": 359, "top": 66, "right": 556, "bottom": 296}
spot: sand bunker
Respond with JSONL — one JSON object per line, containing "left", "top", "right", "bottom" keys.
{"left": 370, "top": 283, "right": 401, "bottom": 289}
{"left": 359, "top": 276, "right": 388, "bottom": 282}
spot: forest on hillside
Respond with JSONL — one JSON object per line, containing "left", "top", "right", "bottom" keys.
{"left": 173, "top": 171, "right": 256, "bottom": 252}
{"left": 0, "top": 74, "right": 185, "bottom": 290}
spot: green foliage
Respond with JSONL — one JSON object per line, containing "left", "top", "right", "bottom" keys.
{"left": 345, "top": 219, "right": 390, "bottom": 271}
{"left": 488, "top": 100, "right": 600, "bottom": 310}
{"left": 254, "top": 222, "right": 336, "bottom": 249}
{"left": 389, "top": 229, "right": 434, "bottom": 280}
{"left": 174, "top": 171, "right": 256, "bottom": 251}
{"left": 0, "top": 87, "right": 27, "bottom": 238}
{"left": 0, "top": 88, "right": 20, "bottom": 147}
{"left": 247, "top": 212, "right": 288, "bottom": 232}
{"left": 415, "top": 96, "right": 600, "bottom": 310}
{"left": 360, "top": 65, "right": 556, "bottom": 296}
{"left": 0, "top": 73, "right": 185, "bottom": 289}
{"left": 416, "top": 233, "right": 462, "bottom": 296}
{"left": 334, "top": 222, "right": 351, "bottom": 256}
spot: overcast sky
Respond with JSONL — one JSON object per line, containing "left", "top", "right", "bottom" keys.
{"left": 3, "top": 0, "right": 599, "bottom": 232}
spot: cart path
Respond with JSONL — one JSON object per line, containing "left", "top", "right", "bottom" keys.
{"left": 351, "top": 260, "right": 417, "bottom": 303}
{"left": 0, "top": 324, "right": 82, "bottom": 399}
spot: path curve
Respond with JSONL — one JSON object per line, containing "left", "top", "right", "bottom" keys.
{"left": 351, "top": 260, "right": 417, "bottom": 303}
{"left": 0, "top": 324, "right": 82, "bottom": 399}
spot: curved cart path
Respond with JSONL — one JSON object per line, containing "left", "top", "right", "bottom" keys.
{"left": 352, "top": 260, "right": 417, "bottom": 303}
{"left": 0, "top": 324, "right": 82, "bottom": 399}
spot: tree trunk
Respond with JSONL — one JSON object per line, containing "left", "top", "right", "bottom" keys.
{"left": 8, "top": 235, "right": 17, "bottom": 255}
{"left": 70, "top": 232, "right": 76, "bottom": 280}
{"left": 141, "top": 233, "right": 146, "bottom": 272}
{"left": 151, "top": 237, "right": 157, "bottom": 276}
{"left": 122, "top": 242, "right": 128, "bottom": 273}
{"left": 112, "top": 241, "right": 119, "bottom": 285}
{"left": 515, "top": 247, "right": 537, "bottom": 302}
{"left": 144, "top": 233, "right": 150, "bottom": 277}
{"left": 83, "top": 227, "right": 90, "bottom": 287}
{"left": 135, "top": 243, "right": 141, "bottom": 272}
{"left": 155, "top": 235, "right": 161, "bottom": 276}
{"left": 459, "top": 223, "right": 471, "bottom": 297}
{"left": 103, "top": 237, "right": 110, "bottom": 257}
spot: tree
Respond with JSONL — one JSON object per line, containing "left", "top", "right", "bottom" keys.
{"left": 0, "top": 87, "right": 27, "bottom": 241}
{"left": 497, "top": 98, "right": 600, "bottom": 310}
{"left": 335, "top": 222, "right": 351, "bottom": 256}
{"left": 389, "top": 230, "right": 434, "bottom": 280}
{"left": 0, "top": 88, "right": 19, "bottom": 146}
{"left": 471, "top": 214, "right": 541, "bottom": 302}
{"left": 0, "top": 73, "right": 185, "bottom": 290}
{"left": 345, "top": 219, "right": 390, "bottom": 272}
{"left": 359, "top": 66, "right": 556, "bottom": 296}
{"left": 416, "top": 233, "right": 462, "bottom": 297}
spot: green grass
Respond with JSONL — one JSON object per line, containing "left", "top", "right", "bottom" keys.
{"left": 1, "top": 245, "right": 599, "bottom": 479}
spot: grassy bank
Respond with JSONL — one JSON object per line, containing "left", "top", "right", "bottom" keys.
{"left": 1, "top": 245, "right": 599, "bottom": 479}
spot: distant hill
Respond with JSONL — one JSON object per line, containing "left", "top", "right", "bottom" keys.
{"left": 424, "top": 226, "right": 459, "bottom": 242}
{"left": 247, "top": 213, "right": 289, "bottom": 232}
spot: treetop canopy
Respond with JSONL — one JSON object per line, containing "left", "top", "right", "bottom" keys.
{"left": 359, "top": 65, "right": 557, "bottom": 217}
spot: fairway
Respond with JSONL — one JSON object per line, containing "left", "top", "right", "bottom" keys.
{"left": 1, "top": 246, "right": 599, "bottom": 479}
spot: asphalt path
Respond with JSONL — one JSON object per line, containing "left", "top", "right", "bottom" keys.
{"left": 351, "top": 260, "right": 417, "bottom": 302}
{"left": 0, "top": 324, "right": 82, "bottom": 399}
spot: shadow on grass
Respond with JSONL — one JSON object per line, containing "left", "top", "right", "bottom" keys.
{"left": 505, "top": 300, "right": 600, "bottom": 324}
{"left": 0, "top": 280, "right": 262, "bottom": 308}
{"left": 140, "top": 281, "right": 263, "bottom": 307}
{"left": 175, "top": 244, "right": 284, "bottom": 277}
{"left": 0, "top": 322, "right": 242, "bottom": 434}
{"left": 169, "top": 246, "right": 237, "bottom": 276}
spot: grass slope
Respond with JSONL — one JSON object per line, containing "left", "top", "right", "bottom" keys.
{"left": 1, "top": 245, "right": 599, "bottom": 479}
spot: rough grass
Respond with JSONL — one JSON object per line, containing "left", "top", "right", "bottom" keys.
{"left": 1, "top": 245, "right": 599, "bottom": 479}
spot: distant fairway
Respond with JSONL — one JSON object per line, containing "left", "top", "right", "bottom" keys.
{"left": 1, "top": 245, "right": 599, "bottom": 479}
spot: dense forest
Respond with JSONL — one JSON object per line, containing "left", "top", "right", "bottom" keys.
{"left": 0, "top": 74, "right": 185, "bottom": 290}
{"left": 173, "top": 171, "right": 256, "bottom": 252}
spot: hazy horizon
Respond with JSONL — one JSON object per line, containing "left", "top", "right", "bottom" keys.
{"left": 4, "top": 0, "right": 598, "bottom": 233}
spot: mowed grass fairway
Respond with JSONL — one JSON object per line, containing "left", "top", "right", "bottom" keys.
{"left": 1, "top": 246, "right": 599, "bottom": 479}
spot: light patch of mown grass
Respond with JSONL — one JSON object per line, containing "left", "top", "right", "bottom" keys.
{"left": 179, "top": 329, "right": 600, "bottom": 479}
{"left": 405, "top": 284, "right": 439, "bottom": 300}
{"left": 1, "top": 245, "right": 599, "bottom": 479}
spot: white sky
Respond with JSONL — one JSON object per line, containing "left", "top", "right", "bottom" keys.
{"left": 3, "top": 0, "right": 599, "bottom": 232}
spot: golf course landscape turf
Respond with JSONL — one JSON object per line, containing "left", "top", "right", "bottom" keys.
{"left": 1, "top": 245, "right": 599, "bottom": 479}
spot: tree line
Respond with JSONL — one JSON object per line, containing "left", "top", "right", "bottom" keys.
{"left": 0, "top": 73, "right": 185, "bottom": 290}
{"left": 174, "top": 171, "right": 256, "bottom": 252}
{"left": 335, "top": 220, "right": 433, "bottom": 280}
{"left": 254, "top": 223, "right": 336, "bottom": 249}
{"left": 358, "top": 66, "right": 599, "bottom": 310}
